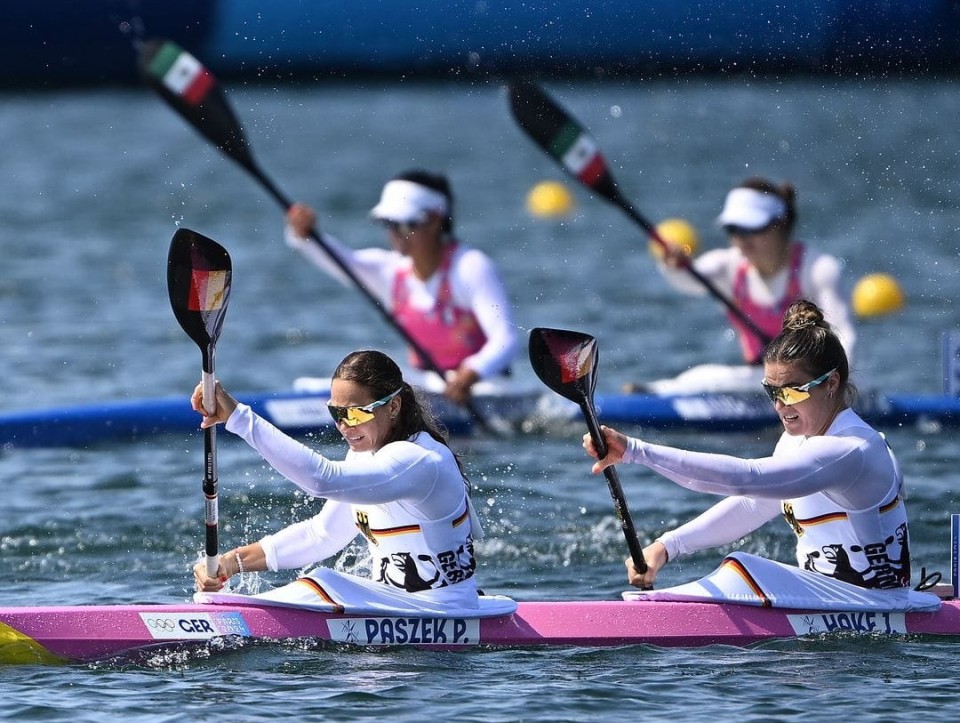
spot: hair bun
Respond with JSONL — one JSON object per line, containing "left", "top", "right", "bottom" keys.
{"left": 782, "top": 299, "right": 825, "bottom": 332}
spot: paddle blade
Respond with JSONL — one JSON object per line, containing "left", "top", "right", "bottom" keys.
{"left": 167, "top": 228, "right": 232, "bottom": 369}
{"left": 508, "top": 81, "right": 622, "bottom": 205}
{"left": 528, "top": 327, "right": 599, "bottom": 405}
{"left": 139, "top": 39, "right": 257, "bottom": 173}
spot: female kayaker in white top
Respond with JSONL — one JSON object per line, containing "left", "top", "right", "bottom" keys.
{"left": 191, "top": 349, "right": 483, "bottom": 609}
{"left": 586, "top": 300, "right": 916, "bottom": 597}
{"left": 285, "top": 169, "right": 518, "bottom": 405}
{"left": 638, "top": 177, "right": 856, "bottom": 395}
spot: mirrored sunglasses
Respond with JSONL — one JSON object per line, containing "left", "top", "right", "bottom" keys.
{"left": 761, "top": 368, "right": 836, "bottom": 406}
{"left": 327, "top": 387, "right": 402, "bottom": 427}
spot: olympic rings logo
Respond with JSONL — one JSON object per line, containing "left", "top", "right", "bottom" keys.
{"left": 144, "top": 617, "right": 178, "bottom": 631}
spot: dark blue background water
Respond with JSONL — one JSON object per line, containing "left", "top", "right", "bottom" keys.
{"left": 2, "top": 76, "right": 960, "bottom": 720}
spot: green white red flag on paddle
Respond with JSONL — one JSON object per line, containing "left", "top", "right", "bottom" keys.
{"left": 548, "top": 123, "right": 607, "bottom": 186}
{"left": 145, "top": 42, "right": 214, "bottom": 105}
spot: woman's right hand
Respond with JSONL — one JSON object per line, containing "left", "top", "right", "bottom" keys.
{"left": 190, "top": 381, "right": 239, "bottom": 429}
{"left": 581, "top": 425, "right": 629, "bottom": 474}
{"left": 286, "top": 202, "right": 317, "bottom": 238}
{"left": 626, "top": 540, "right": 669, "bottom": 589}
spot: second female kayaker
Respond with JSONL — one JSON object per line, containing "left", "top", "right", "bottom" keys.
{"left": 586, "top": 299, "right": 935, "bottom": 610}
{"left": 284, "top": 169, "right": 519, "bottom": 406}
{"left": 632, "top": 177, "right": 857, "bottom": 395}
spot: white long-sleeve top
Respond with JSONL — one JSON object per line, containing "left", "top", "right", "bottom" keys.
{"left": 224, "top": 404, "right": 472, "bottom": 572}
{"left": 656, "top": 243, "right": 856, "bottom": 363}
{"left": 625, "top": 409, "right": 901, "bottom": 561}
{"left": 285, "top": 228, "right": 518, "bottom": 379}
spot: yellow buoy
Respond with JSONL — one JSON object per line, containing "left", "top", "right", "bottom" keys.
{"left": 852, "top": 273, "right": 905, "bottom": 317}
{"left": 526, "top": 181, "right": 575, "bottom": 218}
{"left": 650, "top": 218, "right": 700, "bottom": 259}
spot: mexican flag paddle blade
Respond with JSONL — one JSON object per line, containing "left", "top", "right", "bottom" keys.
{"left": 508, "top": 81, "right": 622, "bottom": 205}
{"left": 139, "top": 39, "right": 257, "bottom": 174}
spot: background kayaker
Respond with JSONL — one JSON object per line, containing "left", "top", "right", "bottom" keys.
{"left": 586, "top": 300, "right": 917, "bottom": 599}
{"left": 191, "top": 349, "right": 484, "bottom": 609}
{"left": 284, "top": 169, "right": 519, "bottom": 405}
{"left": 629, "top": 177, "right": 857, "bottom": 395}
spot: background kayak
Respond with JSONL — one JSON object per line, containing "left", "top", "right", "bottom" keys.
{"left": 0, "top": 387, "right": 958, "bottom": 449}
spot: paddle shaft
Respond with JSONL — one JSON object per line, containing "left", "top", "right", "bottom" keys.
{"left": 579, "top": 400, "right": 648, "bottom": 574}
{"left": 225, "top": 153, "right": 495, "bottom": 432}
{"left": 201, "top": 353, "right": 219, "bottom": 578}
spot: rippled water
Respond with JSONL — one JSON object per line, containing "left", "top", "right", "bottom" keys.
{"left": 2, "top": 75, "right": 960, "bottom": 720}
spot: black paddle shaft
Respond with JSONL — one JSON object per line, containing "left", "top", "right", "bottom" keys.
{"left": 579, "top": 400, "right": 649, "bottom": 574}
{"left": 528, "top": 327, "right": 648, "bottom": 574}
{"left": 140, "top": 39, "right": 493, "bottom": 433}
{"left": 508, "top": 81, "right": 772, "bottom": 348}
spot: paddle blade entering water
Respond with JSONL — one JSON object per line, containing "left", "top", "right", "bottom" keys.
{"left": 528, "top": 327, "right": 599, "bottom": 405}
{"left": 167, "top": 228, "right": 232, "bottom": 370}
{"left": 139, "top": 39, "right": 257, "bottom": 173}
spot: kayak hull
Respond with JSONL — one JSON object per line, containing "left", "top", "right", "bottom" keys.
{"left": 3, "top": 599, "right": 959, "bottom": 665}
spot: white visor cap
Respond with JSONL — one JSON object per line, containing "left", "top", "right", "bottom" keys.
{"left": 370, "top": 180, "right": 449, "bottom": 224}
{"left": 716, "top": 187, "right": 787, "bottom": 230}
